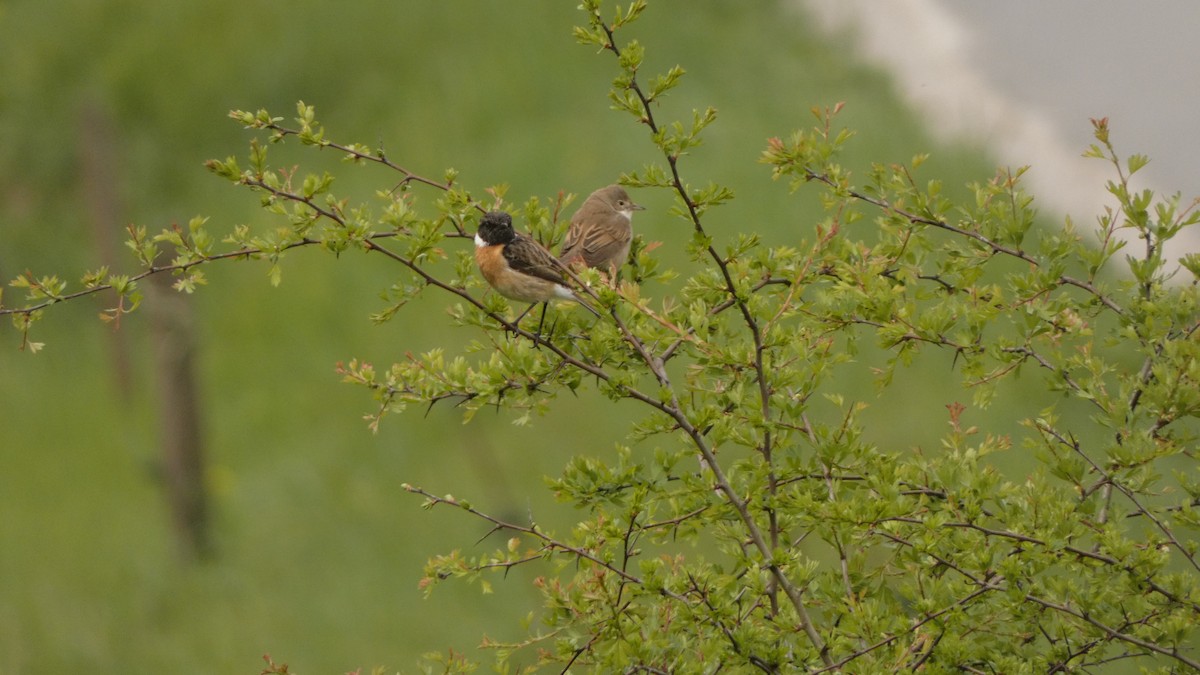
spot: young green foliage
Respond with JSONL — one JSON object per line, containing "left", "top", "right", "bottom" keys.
{"left": 2, "top": 2, "right": 1197, "bottom": 672}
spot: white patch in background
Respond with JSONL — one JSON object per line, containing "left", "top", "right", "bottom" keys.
{"left": 795, "top": 0, "right": 1199, "bottom": 267}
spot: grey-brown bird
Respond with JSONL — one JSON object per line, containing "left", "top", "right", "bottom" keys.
{"left": 475, "top": 210, "right": 598, "bottom": 317}
{"left": 558, "top": 184, "right": 645, "bottom": 277}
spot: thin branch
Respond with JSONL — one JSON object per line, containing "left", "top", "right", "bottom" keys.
{"left": 686, "top": 572, "right": 778, "bottom": 674}
{"left": 0, "top": 232, "right": 390, "bottom": 317}
{"left": 253, "top": 119, "right": 466, "bottom": 197}
{"left": 811, "top": 584, "right": 999, "bottom": 673}
{"left": 1033, "top": 421, "right": 1200, "bottom": 574}
{"left": 876, "top": 514, "right": 1200, "bottom": 613}
{"left": 591, "top": 15, "right": 831, "bottom": 662}
{"left": 1000, "top": 345, "right": 1106, "bottom": 414}
{"left": 1023, "top": 594, "right": 1200, "bottom": 671}
{"left": 404, "top": 484, "right": 682, "bottom": 596}
{"left": 804, "top": 169, "right": 1127, "bottom": 317}
{"left": 1, "top": 152, "right": 462, "bottom": 320}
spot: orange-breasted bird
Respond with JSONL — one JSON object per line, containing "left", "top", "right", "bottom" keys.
{"left": 475, "top": 210, "right": 598, "bottom": 317}
{"left": 558, "top": 184, "right": 645, "bottom": 277}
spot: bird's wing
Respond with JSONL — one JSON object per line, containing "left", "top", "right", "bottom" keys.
{"left": 559, "top": 220, "right": 585, "bottom": 261}
{"left": 504, "top": 234, "right": 570, "bottom": 286}
{"left": 560, "top": 220, "right": 632, "bottom": 267}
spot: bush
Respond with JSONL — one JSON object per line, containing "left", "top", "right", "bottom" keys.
{"left": 6, "top": 2, "right": 1198, "bottom": 671}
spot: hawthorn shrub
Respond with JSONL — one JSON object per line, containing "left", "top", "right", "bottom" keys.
{"left": 6, "top": 2, "right": 1199, "bottom": 672}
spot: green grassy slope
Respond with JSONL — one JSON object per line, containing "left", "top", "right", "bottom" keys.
{"left": 0, "top": 2, "right": 1011, "bottom": 672}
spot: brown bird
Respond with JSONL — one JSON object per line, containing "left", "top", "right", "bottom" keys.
{"left": 475, "top": 210, "right": 598, "bottom": 318}
{"left": 558, "top": 184, "right": 645, "bottom": 277}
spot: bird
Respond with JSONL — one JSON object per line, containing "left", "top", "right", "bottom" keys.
{"left": 474, "top": 210, "right": 599, "bottom": 324}
{"left": 558, "top": 184, "right": 645, "bottom": 278}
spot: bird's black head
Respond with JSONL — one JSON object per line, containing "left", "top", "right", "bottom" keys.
{"left": 476, "top": 210, "right": 516, "bottom": 246}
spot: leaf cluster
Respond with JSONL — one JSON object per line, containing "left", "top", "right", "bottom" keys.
{"left": 3, "top": 2, "right": 1198, "bottom": 672}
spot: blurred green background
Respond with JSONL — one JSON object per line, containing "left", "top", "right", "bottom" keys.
{"left": 0, "top": 1, "right": 1019, "bottom": 672}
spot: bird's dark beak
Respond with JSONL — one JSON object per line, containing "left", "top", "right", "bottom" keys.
{"left": 632, "top": 203, "right": 647, "bottom": 211}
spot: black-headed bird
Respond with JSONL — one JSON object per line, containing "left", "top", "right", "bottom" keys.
{"left": 474, "top": 211, "right": 599, "bottom": 327}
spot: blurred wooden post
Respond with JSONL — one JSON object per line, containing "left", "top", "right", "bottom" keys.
{"left": 148, "top": 262, "right": 211, "bottom": 560}
{"left": 78, "top": 101, "right": 133, "bottom": 400}
{"left": 79, "top": 101, "right": 210, "bottom": 560}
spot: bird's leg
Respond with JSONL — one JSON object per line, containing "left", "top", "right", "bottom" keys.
{"left": 532, "top": 302, "right": 550, "bottom": 343}
{"left": 604, "top": 263, "right": 621, "bottom": 287}
{"left": 513, "top": 303, "right": 537, "bottom": 326}
{"left": 506, "top": 303, "right": 538, "bottom": 339}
